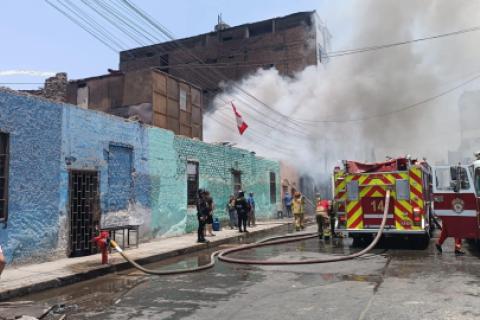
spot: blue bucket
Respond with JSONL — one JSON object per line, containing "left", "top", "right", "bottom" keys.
{"left": 212, "top": 217, "right": 221, "bottom": 231}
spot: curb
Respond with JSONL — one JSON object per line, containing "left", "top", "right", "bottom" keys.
{"left": 0, "top": 223, "right": 290, "bottom": 302}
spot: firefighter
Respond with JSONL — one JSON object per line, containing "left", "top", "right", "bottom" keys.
{"left": 292, "top": 192, "right": 305, "bottom": 231}
{"left": 328, "top": 200, "right": 338, "bottom": 238}
{"left": 435, "top": 224, "right": 465, "bottom": 255}
{"left": 235, "top": 191, "right": 250, "bottom": 233}
{"left": 197, "top": 189, "right": 209, "bottom": 243}
{"left": 315, "top": 196, "right": 329, "bottom": 238}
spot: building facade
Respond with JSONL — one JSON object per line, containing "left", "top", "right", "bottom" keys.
{"left": 119, "top": 11, "right": 330, "bottom": 104}
{"left": 66, "top": 68, "right": 203, "bottom": 140}
{"left": 0, "top": 89, "right": 280, "bottom": 265}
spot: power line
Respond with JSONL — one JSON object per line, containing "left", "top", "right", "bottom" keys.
{"left": 290, "top": 72, "right": 480, "bottom": 124}
{"left": 45, "top": 0, "right": 120, "bottom": 52}
{"left": 324, "top": 25, "right": 480, "bottom": 58}
{"left": 62, "top": 0, "right": 129, "bottom": 50}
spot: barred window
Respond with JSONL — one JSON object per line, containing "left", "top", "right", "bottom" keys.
{"left": 0, "top": 133, "right": 9, "bottom": 222}
{"left": 187, "top": 161, "right": 199, "bottom": 205}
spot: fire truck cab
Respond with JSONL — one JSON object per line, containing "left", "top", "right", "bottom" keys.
{"left": 333, "top": 157, "right": 433, "bottom": 248}
{"left": 432, "top": 162, "right": 480, "bottom": 241}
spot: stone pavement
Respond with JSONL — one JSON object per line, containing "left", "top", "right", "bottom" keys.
{"left": 0, "top": 219, "right": 291, "bottom": 302}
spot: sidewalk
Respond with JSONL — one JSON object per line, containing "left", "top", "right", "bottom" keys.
{"left": 0, "top": 219, "right": 291, "bottom": 301}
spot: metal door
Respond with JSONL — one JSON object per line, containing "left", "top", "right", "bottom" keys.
{"left": 69, "top": 170, "right": 99, "bottom": 257}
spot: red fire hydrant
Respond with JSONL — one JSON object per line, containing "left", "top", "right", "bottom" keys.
{"left": 93, "top": 231, "right": 110, "bottom": 264}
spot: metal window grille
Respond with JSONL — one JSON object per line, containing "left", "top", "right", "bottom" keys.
{"left": 0, "top": 133, "right": 9, "bottom": 222}
{"left": 69, "top": 170, "right": 99, "bottom": 257}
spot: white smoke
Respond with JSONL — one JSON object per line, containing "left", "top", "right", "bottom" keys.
{"left": 205, "top": 0, "right": 480, "bottom": 181}
{"left": 0, "top": 70, "right": 56, "bottom": 77}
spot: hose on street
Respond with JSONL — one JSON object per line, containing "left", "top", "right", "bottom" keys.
{"left": 218, "top": 189, "right": 391, "bottom": 265}
{"left": 110, "top": 190, "right": 391, "bottom": 273}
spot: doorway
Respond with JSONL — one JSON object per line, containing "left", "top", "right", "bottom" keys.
{"left": 69, "top": 170, "right": 100, "bottom": 257}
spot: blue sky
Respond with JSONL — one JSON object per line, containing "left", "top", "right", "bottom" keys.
{"left": 0, "top": 0, "right": 351, "bottom": 89}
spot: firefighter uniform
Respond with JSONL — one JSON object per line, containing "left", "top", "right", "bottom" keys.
{"left": 292, "top": 192, "right": 305, "bottom": 231}
{"left": 436, "top": 223, "right": 464, "bottom": 255}
{"left": 329, "top": 200, "right": 338, "bottom": 238}
{"left": 316, "top": 199, "right": 329, "bottom": 238}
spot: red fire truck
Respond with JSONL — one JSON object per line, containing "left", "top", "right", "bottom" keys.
{"left": 431, "top": 160, "right": 480, "bottom": 242}
{"left": 333, "top": 157, "right": 434, "bottom": 248}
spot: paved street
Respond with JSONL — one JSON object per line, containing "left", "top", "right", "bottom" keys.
{"left": 15, "top": 226, "right": 480, "bottom": 320}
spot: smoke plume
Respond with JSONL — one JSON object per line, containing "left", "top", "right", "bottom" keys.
{"left": 205, "top": 0, "right": 480, "bottom": 182}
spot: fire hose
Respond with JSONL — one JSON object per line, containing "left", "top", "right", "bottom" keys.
{"left": 110, "top": 190, "right": 390, "bottom": 274}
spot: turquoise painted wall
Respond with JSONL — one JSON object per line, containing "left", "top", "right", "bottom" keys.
{"left": 174, "top": 137, "right": 281, "bottom": 232}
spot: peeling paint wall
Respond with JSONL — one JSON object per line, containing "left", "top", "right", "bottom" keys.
{"left": 0, "top": 90, "right": 280, "bottom": 265}
{"left": 0, "top": 92, "right": 63, "bottom": 264}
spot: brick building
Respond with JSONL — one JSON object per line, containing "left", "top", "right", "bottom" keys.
{"left": 21, "top": 72, "right": 68, "bottom": 103}
{"left": 66, "top": 68, "right": 203, "bottom": 140}
{"left": 119, "top": 11, "right": 330, "bottom": 105}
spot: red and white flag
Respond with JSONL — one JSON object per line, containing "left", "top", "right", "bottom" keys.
{"left": 231, "top": 102, "right": 248, "bottom": 135}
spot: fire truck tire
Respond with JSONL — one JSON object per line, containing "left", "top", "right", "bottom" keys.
{"left": 411, "top": 234, "right": 430, "bottom": 250}
{"left": 352, "top": 234, "right": 373, "bottom": 247}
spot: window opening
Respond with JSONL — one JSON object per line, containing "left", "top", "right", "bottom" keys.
{"left": 232, "top": 170, "right": 242, "bottom": 195}
{"left": 179, "top": 89, "right": 187, "bottom": 111}
{"left": 187, "top": 161, "right": 199, "bottom": 205}
{"left": 270, "top": 172, "right": 276, "bottom": 204}
{"left": 0, "top": 133, "right": 9, "bottom": 222}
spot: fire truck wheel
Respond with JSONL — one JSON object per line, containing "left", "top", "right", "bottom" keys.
{"left": 411, "top": 234, "right": 430, "bottom": 250}
{"left": 352, "top": 234, "right": 373, "bottom": 248}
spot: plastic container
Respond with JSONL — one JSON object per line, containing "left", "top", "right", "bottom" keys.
{"left": 212, "top": 217, "right": 221, "bottom": 231}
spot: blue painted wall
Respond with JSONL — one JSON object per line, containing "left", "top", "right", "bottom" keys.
{"left": 0, "top": 91, "right": 63, "bottom": 264}
{"left": 0, "top": 90, "right": 281, "bottom": 265}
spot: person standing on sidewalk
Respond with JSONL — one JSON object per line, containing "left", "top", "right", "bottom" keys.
{"left": 292, "top": 192, "right": 305, "bottom": 231}
{"left": 236, "top": 191, "right": 250, "bottom": 233}
{"left": 226, "top": 195, "right": 237, "bottom": 229}
{"left": 196, "top": 190, "right": 209, "bottom": 243}
{"left": 0, "top": 244, "right": 5, "bottom": 278}
{"left": 204, "top": 191, "right": 216, "bottom": 237}
{"left": 284, "top": 191, "right": 293, "bottom": 218}
{"left": 247, "top": 192, "right": 256, "bottom": 227}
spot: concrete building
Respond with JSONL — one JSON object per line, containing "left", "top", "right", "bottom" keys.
{"left": 66, "top": 68, "right": 203, "bottom": 140}
{"left": 0, "top": 89, "right": 280, "bottom": 265}
{"left": 119, "top": 11, "right": 330, "bottom": 105}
